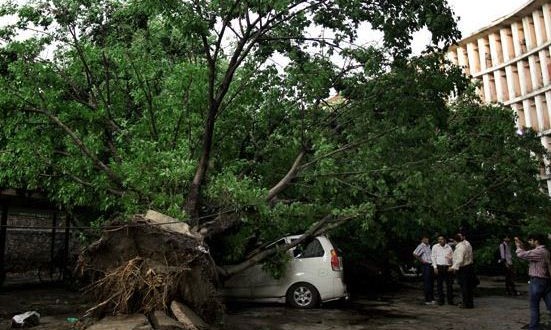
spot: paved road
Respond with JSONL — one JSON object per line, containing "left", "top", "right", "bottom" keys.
{"left": 0, "top": 277, "right": 548, "bottom": 330}
{"left": 223, "top": 278, "right": 546, "bottom": 330}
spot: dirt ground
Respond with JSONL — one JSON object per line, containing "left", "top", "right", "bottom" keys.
{"left": 0, "top": 277, "right": 547, "bottom": 330}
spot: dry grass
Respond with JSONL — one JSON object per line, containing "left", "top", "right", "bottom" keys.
{"left": 83, "top": 257, "right": 191, "bottom": 317}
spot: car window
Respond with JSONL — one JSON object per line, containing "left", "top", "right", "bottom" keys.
{"left": 297, "top": 238, "right": 324, "bottom": 258}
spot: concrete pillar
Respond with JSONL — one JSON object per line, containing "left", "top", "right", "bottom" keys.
{"left": 528, "top": 55, "right": 541, "bottom": 90}
{"left": 478, "top": 37, "right": 489, "bottom": 71}
{"left": 533, "top": 9, "right": 546, "bottom": 46}
{"left": 535, "top": 95, "right": 546, "bottom": 131}
{"left": 505, "top": 66, "right": 517, "bottom": 99}
{"left": 511, "top": 22, "right": 524, "bottom": 57}
{"left": 542, "top": 4, "right": 551, "bottom": 41}
{"left": 545, "top": 91, "right": 551, "bottom": 130}
{"left": 466, "top": 42, "right": 480, "bottom": 73}
{"left": 500, "top": 28, "right": 514, "bottom": 62}
{"left": 482, "top": 74, "right": 493, "bottom": 103}
{"left": 523, "top": 99, "right": 533, "bottom": 128}
{"left": 539, "top": 49, "right": 550, "bottom": 85}
{"left": 518, "top": 60, "right": 529, "bottom": 96}
{"left": 457, "top": 47, "right": 469, "bottom": 74}
{"left": 540, "top": 136, "right": 551, "bottom": 196}
{"left": 494, "top": 70, "right": 506, "bottom": 102}
{"left": 489, "top": 33, "right": 502, "bottom": 66}
{"left": 446, "top": 51, "right": 457, "bottom": 65}
{"left": 523, "top": 16, "right": 536, "bottom": 50}
{"left": 512, "top": 103, "right": 525, "bottom": 129}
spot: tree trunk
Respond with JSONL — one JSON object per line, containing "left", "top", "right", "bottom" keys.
{"left": 185, "top": 102, "right": 218, "bottom": 220}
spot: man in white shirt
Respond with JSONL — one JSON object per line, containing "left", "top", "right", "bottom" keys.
{"left": 449, "top": 233, "right": 475, "bottom": 308}
{"left": 432, "top": 235, "right": 454, "bottom": 305}
{"left": 499, "top": 235, "right": 518, "bottom": 296}
{"left": 413, "top": 235, "right": 435, "bottom": 304}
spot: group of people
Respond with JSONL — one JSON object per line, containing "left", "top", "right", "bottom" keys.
{"left": 414, "top": 232, "right": 551, "bottom": 330}
{"left": 413, "top": 233, "right": 475, "bottom": 308}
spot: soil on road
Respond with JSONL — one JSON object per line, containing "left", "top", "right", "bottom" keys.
{"left": 0, "top": 277, "right": 546, "bottom": 330}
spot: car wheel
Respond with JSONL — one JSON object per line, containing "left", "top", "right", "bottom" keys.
{"left": 286, "top": 282, "right": 320, "bottom": 308}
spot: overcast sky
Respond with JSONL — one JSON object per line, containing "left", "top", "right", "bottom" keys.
{"left": 408, "top": 0, "right": 529, "bottom": 54}
{"left": 448, "top": 0, "right": 529, "bottom": 36}
{"left": 1, "top": 0, "right": 533, "bottom": 61}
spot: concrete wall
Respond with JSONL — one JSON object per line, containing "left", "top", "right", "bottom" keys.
{"left": 3, "top": 209, "right": 78, "bottom": 273}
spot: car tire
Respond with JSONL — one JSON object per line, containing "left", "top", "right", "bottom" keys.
{"left": 286, "top": 282, "right": 320, "bottom": 309}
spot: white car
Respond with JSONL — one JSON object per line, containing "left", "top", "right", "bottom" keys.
{"left": 221, "top": 235, "right": 348, "bottom": 308}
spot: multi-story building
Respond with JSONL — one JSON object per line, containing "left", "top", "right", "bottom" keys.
{"left": 447, "top": 0, "right": 551, "bottom": 193}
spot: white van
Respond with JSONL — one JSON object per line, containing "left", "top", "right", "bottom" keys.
{"left": 222, "top": 235, "right": 348, "bottom": 308}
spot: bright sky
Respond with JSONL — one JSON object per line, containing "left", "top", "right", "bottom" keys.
{"left": 448, "top": 0, "right": 529, "bottom": 37}
{"left": 410, "top": 0, "right": 529, "bottom": 54}
{"left": 1, "top": 0, "right": 534, "bottom": 60}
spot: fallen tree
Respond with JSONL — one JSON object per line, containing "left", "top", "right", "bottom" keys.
{"left": 77, "top": 210, "right": 354, "bottom": 325}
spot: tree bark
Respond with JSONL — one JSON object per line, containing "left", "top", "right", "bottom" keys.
{"left": 267, "top": 150, "right": 306, "bottom": 202}
{"left": 185, "top": 101, "right": 218, "bottom": 219}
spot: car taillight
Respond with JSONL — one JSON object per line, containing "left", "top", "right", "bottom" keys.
{"left": 330, "top": 249, "right": 341, "bottom": 271}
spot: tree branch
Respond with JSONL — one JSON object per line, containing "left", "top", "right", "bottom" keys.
{"left": 171, "top": 77, "right": 194, "bottom": 149}
{"left": 128, "top": 55, "right": 159, "bottom": 140}
{"left": 218, "top": 214, "right": 350, "bottom": 278}
{"left": 267, "top": 150, "right": 306, "bottom": 202}
{"left": 12, "top": 89, "right": 124, "bottom": 189}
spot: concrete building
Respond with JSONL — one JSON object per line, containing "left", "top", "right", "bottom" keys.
{"left": 447, "top": 0, "right": 551, "bottom": 193}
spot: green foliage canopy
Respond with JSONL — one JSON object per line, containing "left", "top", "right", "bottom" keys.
{"left": 0, "top": 0, "right": 549, "bottom": 268}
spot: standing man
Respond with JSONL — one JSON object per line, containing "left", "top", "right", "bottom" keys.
{"left": 432, "top": 235, "right": 454, "bottom": 305}
{"left": 449, "top": 233, "right": 475, "bottom": 308}
{"left": 499, "top": 235, "right": 518, "bottom": 296}
{"left": 515, "top": 234, "right": 551, "bottom": 330}
{"left": 413, "top": 235, "right": 435, "bottom": 305}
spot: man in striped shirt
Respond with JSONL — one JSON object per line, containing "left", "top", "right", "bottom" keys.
{"left": 413, "top": 235, "right": 435, "bottom": 304}
{"left": 515, "top": 234, "right": 551, "bottom": 330}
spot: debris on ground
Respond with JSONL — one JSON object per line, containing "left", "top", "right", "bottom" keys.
{"left": 149, "top": 310, "right": 185, "bottom": 330}
{"left": 170, "top": 301, "right": 209, "bottom": 330}
{"left": 85, "top": 314, "right": 151, "bottom": 330}
{"left": 11, "top": 311, "right": 40, "bottom": 328}
{"left": 76, "top": 211, "right": 223, "bottom": 327}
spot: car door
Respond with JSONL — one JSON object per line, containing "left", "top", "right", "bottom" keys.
{"left": 223, "top": 266, "right": 255, "bottom": 298}
{"left": 291, "top": 238, "right": 328, "bottom": 284}
{"left": 249, "top": 238, "right": 291, "bottom": 298}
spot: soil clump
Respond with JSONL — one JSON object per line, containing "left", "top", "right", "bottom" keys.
{"left": 76, "top": 213, "right": 223, "bottom": 325}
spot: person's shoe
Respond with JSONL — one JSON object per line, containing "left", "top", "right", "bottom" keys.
{"left": 425, "top": 300, "right": 436, "bottom": 305}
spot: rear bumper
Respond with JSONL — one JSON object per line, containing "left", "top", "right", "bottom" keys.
{"left": 320, "top": 278, "right": 348, "bottom": 302}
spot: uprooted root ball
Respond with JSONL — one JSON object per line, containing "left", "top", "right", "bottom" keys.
{"left": 77, "top": 215, "right": 223, "bottom": 323}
